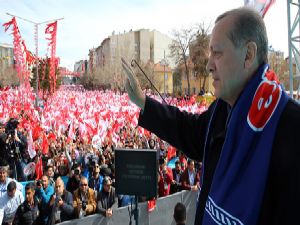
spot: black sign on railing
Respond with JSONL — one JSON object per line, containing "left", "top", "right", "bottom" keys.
{"left": 115, "top": 148, "right": 158, "bottom": 198}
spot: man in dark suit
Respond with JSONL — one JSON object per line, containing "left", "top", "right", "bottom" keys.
{"left": 96, "top": 176, "right": 117, "bottom": 218}
{"left": 180, "top": 159, "right": 200, "bottom": 191}
{"left": 47, "top": 177, "right": 74, "bottom": 224}
{"left": 122, "top": 7, "right": 300, "bottom": 225}
{"left": 170, "top": 160, "right": 183, "bottom": 194}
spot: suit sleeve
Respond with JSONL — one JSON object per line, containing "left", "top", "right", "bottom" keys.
{"left": 96, "top": 193, "right": 106, "bottom": 216}
{"left": 61, "top": 192, "right": 74, "bottom": 217}
{"left": 139, "top": 96, "right": 214, "bottom": 161}
{"left": 12, "top": 206, "right": 21, "bottom": 225}
{"left": 181, "top": 172, "right": 192, "bottom": 190}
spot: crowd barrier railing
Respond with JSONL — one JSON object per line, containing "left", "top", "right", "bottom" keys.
{"left": 59, "top": 190, "right": 197, "bottom": 225}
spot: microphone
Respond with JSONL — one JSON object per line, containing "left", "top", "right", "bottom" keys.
{"left": 130, "top": 59, "right": 168, "bottom": 105}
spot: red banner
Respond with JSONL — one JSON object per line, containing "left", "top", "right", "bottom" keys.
{"left": 3, "top": 17, "right": 34, "bottom": 87}
{"left": 45, "top": 21, "right": 58, "bottom": 94}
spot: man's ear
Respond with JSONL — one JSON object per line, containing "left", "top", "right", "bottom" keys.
{"left": 244, "top": 41, "right": 257, "bottom": 69}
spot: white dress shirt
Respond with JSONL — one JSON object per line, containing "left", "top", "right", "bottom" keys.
{"left": 0, "top": 178, "right": 23, "bottom": 198}
{"left": 0, "top": 189, "right": 24, "bottom": 224}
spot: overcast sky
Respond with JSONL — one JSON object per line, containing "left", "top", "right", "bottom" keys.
{"left": 0, "top": 0, "right": 291, "bottom": 70}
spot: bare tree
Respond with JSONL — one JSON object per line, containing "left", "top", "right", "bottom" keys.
{"left": 172, "top": 67, "right": 182, "bottom": 95}
{"left": 133, "top": 60, "right": 155, "bottom": 90}
{"left": 190, "top": 22, "right": 211, "bottom": 91}
{"left": 169, "top": 27, "right": 198, "bottom": 95}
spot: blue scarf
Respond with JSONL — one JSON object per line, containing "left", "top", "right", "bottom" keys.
{"left": 202, "top": 64, "right": 289, "bottom": 225}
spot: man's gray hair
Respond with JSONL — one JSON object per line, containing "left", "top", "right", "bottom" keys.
{"left": 216, "top": 7, "right": 268, "bottom": 64}
{"left": 56, "top": 176, "right": 65, "bottom": 187}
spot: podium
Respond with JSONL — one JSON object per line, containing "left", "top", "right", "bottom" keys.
{"left": 115, "top": 149, "right": 158, "bottom": 225}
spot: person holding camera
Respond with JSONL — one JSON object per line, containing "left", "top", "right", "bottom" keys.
{"left": 96, "top": 176, "right": 117, "bottom": 218}
{"left": 66, "top": 163, "right": 81, "bottom": 194}
{"left": 35, "top": 175, "right": 54, "bottom": 225}
{"left": 0, "top": 123, "right": 7, "bottom": 159}
{"left": 47, "top": 177, "right": 74, "bottom": 224}
{"left": 4, "top": 121, "right": 27, "bottom": 181}
{"left": 158, "top": 157, "right": 173, "bottom": 197}
{"left": 73, "top": 176, "right": 96, "bottom": 218}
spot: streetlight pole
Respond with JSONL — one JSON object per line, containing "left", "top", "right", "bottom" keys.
{"left": 163, "top": 50, "right": 166, "bottom": 97}
{"left": 160, "top": 50, "right": 168, "bottom": 98}
{"left": 6, "top": 13, "right": 63, "bottom": 107}
{"left": 35, "top": 24, "right": 39, "bottom": 107}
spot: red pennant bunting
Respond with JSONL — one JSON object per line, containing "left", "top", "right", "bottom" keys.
{"left": 45, "top": 21, "right": 58, "bottom": 94}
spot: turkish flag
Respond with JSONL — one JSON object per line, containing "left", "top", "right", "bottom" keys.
{"left": 35, "top": 157, "right": 43, "bottom": 180}
{"left": 167, "top": 146, "right": 177, "bottom": 160}
{"left": 147, "top": 199, "right": 156, "bottom": 212}
{"left": 42, "top": 133, "right": 49, "bottom": 154}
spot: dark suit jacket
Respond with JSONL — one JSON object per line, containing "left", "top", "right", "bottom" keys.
{"left": 96, "top": 187, "right": 117, "bottom": 216}
{"left": 46, "top": 190, "right": 74, "bottom": 225}
{"left": 180, "top": 168, "right": 200, "bottom": 190}
{"left": 139, "top": 96, "right": 300, "bottom": 225}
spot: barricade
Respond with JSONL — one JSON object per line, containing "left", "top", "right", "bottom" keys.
{"left": 59, "top": 190, "right": 197, "bottom": 225}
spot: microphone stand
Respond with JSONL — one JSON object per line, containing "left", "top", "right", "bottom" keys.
{"left": 131, "top": 59, "right": 168, "bottom": 105}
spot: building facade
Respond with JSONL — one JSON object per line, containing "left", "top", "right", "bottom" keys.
{"left": 0, "top": 43, "right": 14, "bottom": 72}
{"left": 87, "top": 29, "right": 175, "bottom": 91}
{"left": 153, "top": 63, "right": 173, "bottom": 94}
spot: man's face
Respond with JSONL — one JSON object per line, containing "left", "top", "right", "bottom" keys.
{"left": 47, "top": 168, "right": 54, "bottom": 178}
{"left": 207, "top": 15, "right": 248, "bottom": 105}
{"left": 74, "top": 168, "right": 81, "bottom": 179}
{"left": 41, "top": 176, "right": 49, "bottom": 189}
{"left": 79, "top": 180, "right": 88, "bottom": 193}
{"left": 55, "top": 180, "right": 64, "bottom": 196}
{"left": 103, "top": 182, "right": 111, "bottom": 193}
{"left": 7, "top": 189, "right": 16, "bottom": 198}
{"left": 0, "top": 170, "right": 7, "bottom": 183}
{"left": 25, "top": 189, "right": 34, "bottom": 202}
{"left": 159, "top": 142, "right": 165, "bottom": 150}
{"left": 188, "top": 162, "right": 194, "bottom": 171}
{"left": 93, "top": 164, "right": 100, "bottom": 176}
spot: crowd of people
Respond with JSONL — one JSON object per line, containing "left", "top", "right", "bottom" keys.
{"left": 0, "top": 87, "right": 207, "bottom": 225}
